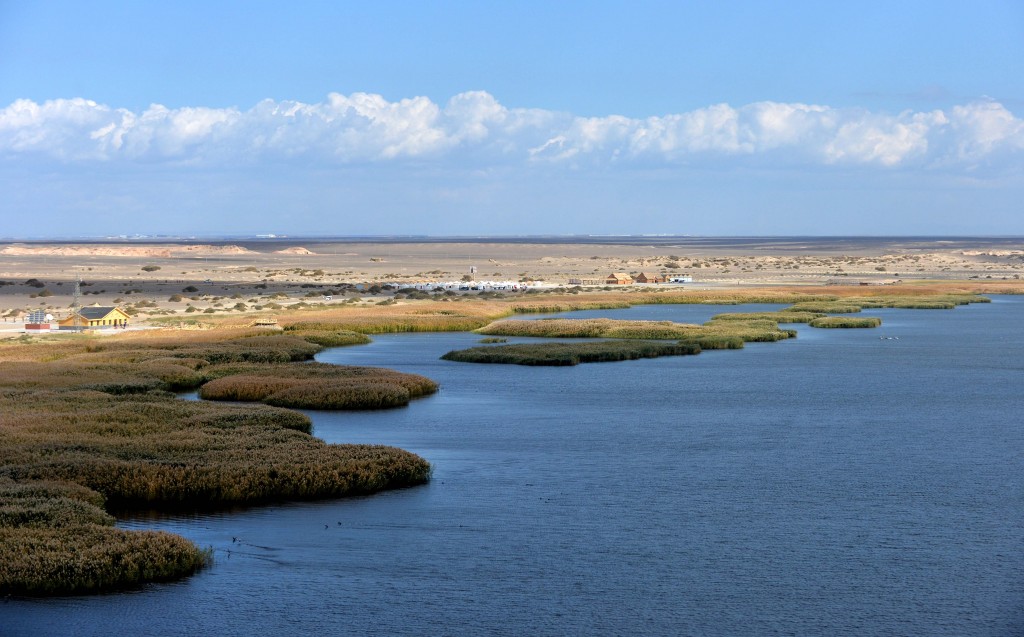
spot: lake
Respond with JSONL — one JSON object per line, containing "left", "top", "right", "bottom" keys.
{"left": 3, "top": 299, "right": 1023, "bottom": 636}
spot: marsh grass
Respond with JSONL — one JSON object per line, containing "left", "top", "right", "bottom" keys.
{"left": 0, "top": 328, "right": 435, "bottom": 596}
{"left": 199, "top": 362, "right": 438, "bottom": 410}
{"left": 0, "top": 526, "right": 211, "bottom": 595}
{"left": 788, "top": 302, "right": 863, "bottom": 314}
{"left": 281, "top": 329, "right": 371, "bottom": 347}
{"left": 442, "top": 340, "right": 701, "bottom": 366}
{"left": 477, "top": 316, "right": 796, "bottom": 347}
{"left": 846, "top": 294, "right": 989, "bottom": 309}
{"left": 710, "top": 311, "right": 824, "bottom": 323}
{"left": 808, "top": 317, "right": 882, "bottom": 328}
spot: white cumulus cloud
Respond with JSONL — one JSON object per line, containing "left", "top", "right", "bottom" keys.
{"left": 0, "top": 92, "right": 1021, "bottom": 173}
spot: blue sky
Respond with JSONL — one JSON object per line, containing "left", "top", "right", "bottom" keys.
{"left": 1, "top": 0, "right": 1022, "bottom": 238}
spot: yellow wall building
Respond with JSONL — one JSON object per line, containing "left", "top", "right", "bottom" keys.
{"left": 57, "top": 306, "right": 131, "bottom": 329}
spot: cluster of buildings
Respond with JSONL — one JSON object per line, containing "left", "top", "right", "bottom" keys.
{"left": 15, "top": 271, "right": 697, "bottom": 334}
{"left": 403, "top": 280, "right": 559, "bottom": 292}
{"left": 24, "top": 305, "right": 130, "bottom": 331}
{"left": 570, "top": 273, "right": 694, "bottom": 286}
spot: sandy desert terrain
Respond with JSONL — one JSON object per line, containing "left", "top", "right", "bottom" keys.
{"left": 1, "top": 238, "right": 1022, "bottom": 326}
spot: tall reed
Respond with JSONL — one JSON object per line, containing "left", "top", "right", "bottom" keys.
{"left": 442, "top": 341, "right": 701, "bottom": 366}
{"left": 0, "top": 325, "right": 436, "bottom": 596}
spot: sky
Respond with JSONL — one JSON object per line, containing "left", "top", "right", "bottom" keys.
{"left": 1, "top": 0, "right": 1022, "bottom": 238}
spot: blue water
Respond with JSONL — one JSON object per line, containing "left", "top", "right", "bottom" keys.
{"left": 3, "top": 298, "right": 1023, "bottom": 636}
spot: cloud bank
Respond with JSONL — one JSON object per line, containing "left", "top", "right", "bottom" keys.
{"left": 1, "top": 91, "right": 1021, "bottom": 172}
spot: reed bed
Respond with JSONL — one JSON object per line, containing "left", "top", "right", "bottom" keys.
{"left": 509, "top": 301, "right": 632, "bottom": 314}
{"left": 845, "top": 293, "right": 989, "bottom": 309}
{"left": 0, "top": 389, "right": 431, "bottom": 506}
{"left": 0, "top": 327, "right": 436, "bottom": 596}
{"left": 787, "top": 302, "right": 864, "bottom": 314}
{"left": 709, "top": 311, "right": 825, "bottom": 323}
{"left": 477, "top": 318, "right": 651, "bottom": 338}
{"left": 808, "top": 317, "right": 883, "bottom": 328}
{"left": 0, "top": 526, "right": 211, "bottom": 595}
{"left": 685, "top": 318, "right": 797, "bottom": 344}
{"left": 280, "top": 329, "right": 372, "bottom": 347}
{"left": 199, "top": 362, "right": 438, "bottom": 410}
{"left": 477, "top": 316, "right": 795, "bottom": 346}
{"left": 276, "top": 302, "right": 505, "bottom": 334}
{"left": 441, "top": 341, "right": 701, "bottom": 366}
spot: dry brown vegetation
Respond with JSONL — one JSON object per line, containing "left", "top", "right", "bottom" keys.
{"left": 476, "top": 316, "right": 796, "bottom": 348}
{"left": 0, "top": 327, "right": 434, "bottom": 595}
{"left": 808, "top": 317, "right": 883, "bottom": 328}
{"left": 199, "top": 362, "right": 438, "bottom": 410}
{"left": 441, "top": 340, "right": 702, "bottom": 365}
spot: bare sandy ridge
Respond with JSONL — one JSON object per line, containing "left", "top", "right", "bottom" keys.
{"left": 0, "top": 245, "right": 255, "bottom": 258}
{"left": 0, "top": 238, "right": 1022, "bottom": 327}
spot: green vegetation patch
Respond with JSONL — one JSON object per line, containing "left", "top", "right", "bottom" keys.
{"left": 442, "top": 340, "right": 701, "bottom": 366}
{"left": 808, "top": 316, "right": 882, "bottom": 328}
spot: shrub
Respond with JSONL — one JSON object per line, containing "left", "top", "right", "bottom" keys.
{"left": 141, "top": 265, "right": 161, "bottom": 272}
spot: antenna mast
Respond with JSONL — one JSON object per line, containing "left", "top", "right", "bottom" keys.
{"left": 72, "top": 274, "right": 82, "bottom": 311}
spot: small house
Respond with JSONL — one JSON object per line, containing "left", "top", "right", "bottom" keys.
{"left": 634, "top": 272, "right": 666, "bottom": 284}
{"left": 605, "top": 273, "right": 633, "bottom": 285}
{"left": 58, "top": 305, "right": 130, "bottom": 330}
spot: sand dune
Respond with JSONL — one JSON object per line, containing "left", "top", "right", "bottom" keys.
{"left": 0, "top": 245, "right": 254, "bottom": 258}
